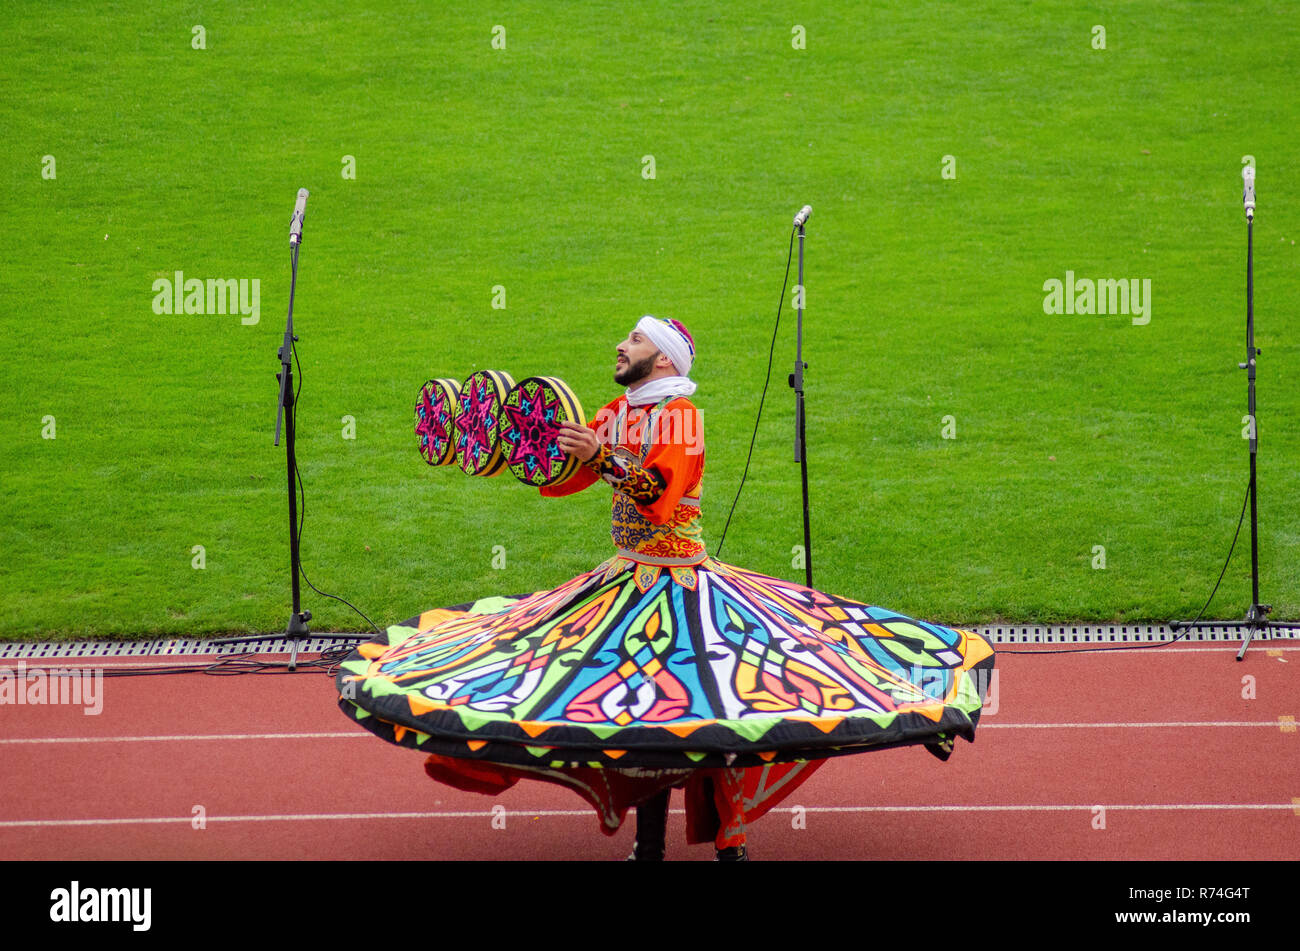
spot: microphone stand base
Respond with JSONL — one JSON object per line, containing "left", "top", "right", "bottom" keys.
{"left": 1168, "top": 607, "right": 1300, "bottom": 661}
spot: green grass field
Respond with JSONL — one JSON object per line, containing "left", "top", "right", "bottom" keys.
{"left": 2, "top": 1, "right": 1298, "bottom": 638}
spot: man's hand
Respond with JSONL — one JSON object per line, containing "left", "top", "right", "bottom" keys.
{"left": 556, "top": 421, "right": 600, "bottom": 462}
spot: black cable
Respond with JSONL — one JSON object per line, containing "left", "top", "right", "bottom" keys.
{"left": 7, "top": 260, "right": 391, "bottom": 684}
{"left": 36, "top": 465, "right": 1255, "bottom": 678}
{"left": 711, "top": 233, "right": 1254, "bottom": 656}
{"left": 289, "top": 335, "right": 384, "bottom": 639}
{"left": 716, "top": 226, "right": 796, "bottom": 557}
{"left": 82, "top": 643, "right": 358, "bottom": 679}
{"left": 59, "top": 228, "right": 1250, "bottom": 682}
{"left": 996, "top": 477, "right": 1252, "bottom": 655}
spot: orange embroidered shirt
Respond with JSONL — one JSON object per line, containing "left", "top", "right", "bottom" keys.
{"left": 541, "top": 394, "right": 705, "bottom": 565}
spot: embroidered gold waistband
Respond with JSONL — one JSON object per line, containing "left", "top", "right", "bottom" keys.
{"left": 616, "top": 548, "right": 708, "bottom": 567}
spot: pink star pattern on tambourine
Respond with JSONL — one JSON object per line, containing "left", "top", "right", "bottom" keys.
{"left": 453, "top": 370, "right": 515, "bottom": 477}
{"left": 415, "top": 379, "right": 460, "bottom": 466}
{"left": 497, "top": 377, "right": 586, "bottom": 487}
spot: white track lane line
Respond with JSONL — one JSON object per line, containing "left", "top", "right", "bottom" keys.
{"left": 2, "top": 720, "right": 1294, "bottom": 745}
{"left": 3, "top": 802, "right": 1299, "bottom": 829}
{"left": 2, "top": 645, "right": 1297, "bottom": 668}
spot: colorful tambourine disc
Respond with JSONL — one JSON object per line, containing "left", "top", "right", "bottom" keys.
{"left": 497, "top": 376, "right": 587, "bottom": 487}
{"left": 415, "top": 378, "right": 461, "bottom": 466}
{"left": 453, "top": 370, "right": 515, "bottom": 476}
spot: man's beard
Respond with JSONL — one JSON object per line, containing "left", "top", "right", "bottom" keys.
{"left": 614, "top": 351, "right": 660, "bottom": 386}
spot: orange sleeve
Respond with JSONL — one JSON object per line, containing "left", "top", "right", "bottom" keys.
{"left": 633, "top": 399, "right": 703, "bottom": 524}
{"left": 539, "top": 396, "right": 620, "bottom": 498}
{"left": 539, "top": 465, "right": 599, "bottom": 497}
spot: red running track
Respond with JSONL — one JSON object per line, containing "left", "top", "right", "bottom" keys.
{"left": 1, "top": 643, "right": 1296, "bottom": 861}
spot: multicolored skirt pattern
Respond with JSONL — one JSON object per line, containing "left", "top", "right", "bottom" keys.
{"left": 336, "top": 557, "right": 995, "bottom": 781}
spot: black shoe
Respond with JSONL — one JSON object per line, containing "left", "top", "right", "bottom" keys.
{"left": 627, "top": 789, "right": 670, "bottom": 861}
{"left": 714, "top": 845, "right": 749, "bottom": 861}
{"left": 626, "top": 840, "right": 665, "bottom": 861}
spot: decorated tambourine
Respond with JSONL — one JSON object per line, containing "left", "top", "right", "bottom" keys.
{"left": 453, "top": 370, "right": 516, "bottom": 476}
{"left": 497, "top": 376, "right": 587, "bottom": 488}
{"left": 414, "top": 378, "right": 461, "bottom": 466}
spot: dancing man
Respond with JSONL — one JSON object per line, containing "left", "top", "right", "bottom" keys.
{"left": 551, "top": 315, "right": 786, "bottom": 859}
{"left": 338, "top": 315, "right": 994, "bottom": 863}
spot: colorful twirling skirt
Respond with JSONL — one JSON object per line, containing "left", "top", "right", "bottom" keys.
{"left": 335, "top": 556, "right": 995, "bottom": 847}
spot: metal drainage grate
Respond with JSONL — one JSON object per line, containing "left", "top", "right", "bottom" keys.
{"left": 0, "top": 635, "right": 369, "bottom": 660}
{"left": 969, "top": 623, "right": 1300, "bottom": 644}
{"left": 1, "top": 626, "right": 1296, "bottom": 659}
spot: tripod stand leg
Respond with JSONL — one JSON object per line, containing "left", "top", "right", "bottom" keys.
{"left": 1236, "top": 605, "right": 1266, "bottom": 661}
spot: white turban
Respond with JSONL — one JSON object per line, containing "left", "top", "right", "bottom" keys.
{"left": 636, "top": 315, "right": 694, "bottom": 376}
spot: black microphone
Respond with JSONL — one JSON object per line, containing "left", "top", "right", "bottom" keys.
{"left": 793, "top": 205, "right": 812, "bottom": 228}
{"left": 289, "top": 188, "right": 309, "bottom": 246}
{"left": 1242, "top": 166, "right": 1255, "bottom": 221}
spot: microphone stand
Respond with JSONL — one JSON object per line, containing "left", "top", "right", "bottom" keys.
{"left": 271, "top": 228, "right": 312, "bottom": 668}
{"left": 1169, "top": 176, "right": 1300, "bottom": 659}
{"left": 788, "top": 213, "right": 813, "bottom": 588}
{"left": 215, "top": 191, "right": 346, "bottom": 671}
